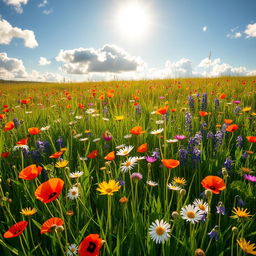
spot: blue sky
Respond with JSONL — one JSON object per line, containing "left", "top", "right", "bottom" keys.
{"left": 0, "top": 0, "right": 256, "bottom": 81}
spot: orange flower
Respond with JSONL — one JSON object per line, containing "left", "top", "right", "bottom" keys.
{"left": 171, "top": 108, "right": 177, "bottom": 112}
{"left": 137, "top": 143, "right": 148, "bottom": 153}
{"left": 19, "top": 164, "right": 43, "bottom": 180}
{"left": 4, "top": 221, "right": 28, "bottom": 238}
{"left": 99, "top": 95, "right": 105, "bottom": 100}
{"left": 220, "top": 93, "right": 226, "bottom": 99}
{"left": 201, "top": 176, "right": 226, "bottom": 194}
{"left": 3, "top": 121, "right": 15, "bottom": 131}
{"left": 20, "top": 99, "right": 30, "bottom": 104}
{"left": 199, "top": 111, "right": 208, "bottom": 117}
{"left": 16, "top": 137, "right": 29, "bottom": 145}
{"left": 87, "top": 150, "right": 98, "bottom": 159}
{"left": 0, "top": 113, "right": 5, "bottom": 119}
{"left": 107, "top": 92, "right": 114, "bottom": 98}
{"left": 28, "top": 127, "right": 41, "bottom": 135}
{"left": 78, "top": 103, "right": 85, "bottom": 109}
{"left": 224, "top": 119, "right": 233, "bottom": 124}
{"left": 104, "top": 151, "right": 115, "bottom": 161}
{"left": 246, "top": 136, "right": 256, "bottom": 143}
{"left": 40, "top": 217, "right": 64, "bottom": 234}
{"left": 78, "top": 234, "right": 103, "bottom": 256}
{"left": 1, "top": 152, "right": 10, "bottom": 158}
{"left": 130, "top": 126, "right": 145, "bottom": 135}
{"left": 156, "top": 106, "right": 168, "bottom": 115}
{"left": 161, "top": 159, "right": 180, "bottom": 169}
{"left": 34, "top": 178, "right": 64, "bottom": 203}
{"left": 49, "top": 151, "right": 63, "bottom": 158}
{"left": 226, "top": 124, "right": 239, "bottom": 132}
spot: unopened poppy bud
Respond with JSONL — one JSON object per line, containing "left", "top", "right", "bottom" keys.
{"left": 232, "top": 226, "right": 238, "bottom": 234}
{"left": 195, "top": 248, "right": 205, "bottom": 256}
{"left": 55, "top": 225, "right": 64, "bottom": 233}
{"left": 8, "top": 198, "right": 12, "bottom": 203}
{"left": 222, "top": 168, "right": 228, "bottom": 178}
{"left": 147, "top": 163, "right": 151, "bottom": 168}
{"left": 205, "top": 189, "right": 212, "bottom": 199}
{"left": 180, "top": 189, "right": 186, "bottom": 197}
{"left": 66, "top": 210, "right": 74, "bottom": 216}
{"left": 171, "top": 211, "right": 179, "bottom": 219}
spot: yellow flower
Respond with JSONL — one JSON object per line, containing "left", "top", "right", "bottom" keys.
{"left": 237, "top": 238, "right": 256, "bottom": 255}
{"left": 251, "top": 112, "right": 256, "bottom": 116}
{"left": 172, "top": 177, "right": 186, "bottom": 186}
{"left": 241, "top": 167, "right": 252, "bottom": 173}
{"left": 20, "top": 207, "right": 37, "bottom": 216}
{"left": 60, "top": 147, "right": 68, "bottom": 152}
{"left": 96, "top": 180, "right": 121, "bottom": 195}
{"left": 115, "top": 115, "right": 125, "bottom": 121}
{"left": 84, "top": 129, "right": 91, "bottom": 134}
{"left": 55, "top": 160, "right": 69, "bottom": 168}
{"left": 231, "top": 207, "right": 252, "bottom": 219}
{"left": 242, "top": 107, "right": 252, "bottom": 112}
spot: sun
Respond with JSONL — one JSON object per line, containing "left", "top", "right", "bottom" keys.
{"left": 116, "top": 2, "right": 150, "bottom": 39}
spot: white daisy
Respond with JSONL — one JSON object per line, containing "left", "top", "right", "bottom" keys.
{"left": 13, "top": 145, "right": 29, "bottom": 151}
{"left": 69, "top": 121, "right": 78, "bottom": 126}
{"left": 120, "top": 157, "right": 137, "bottom": 172}
{"left": 79, "top": 138, "right": 89, "bottom": 142}
{"left": 73, "top": 133, "right": 82, "bottom": 139}
{"left": 124, "top": 134, "right": 132, "bottom": 139}
{"left": 193, "top": 199, "right": 209, "bottom": 214}
{"left": 134, "top": 156, "right": 145, "bottom": 161}
{"left": 41, "top": 125, "right": 51, "bottom": 131}
{"left": 92, "top": 138, "right": 101, "bottom": 142}
{"left": 86, "top": 108, "right": 96, "bottom": 114}
{"left": 69, "top": 171, "right": 84, "bottom": 178}
{"left": 167, "top": 183, "right": 181, "bottom": 191}
{"left": 54, "top": 119, "right": 61, "bottom": 123}
{"left": 150, "top": 128, "right": 164, "bottom": 135}
{"left": 102, "top": 118, "right": 110, "bottom": 121}
{"left": 149, "top": 219, "right": 171, "bottom": 244}
{"left": 51, "top": 105, "right": 57, "bottom": 108}
{"left": 68, "top": 244, "right": 78, "bottom": 256}
{"left": 116, "top": 145, "right": 134, "bottom": 156}
{"left": 146, "top": 181, "right": 158, "bottom": 187}
{"left": 25, "top": 111, "right": 32, "bottom": 114}
{"left": 75, "top": 115, "right": 83, "bottom": 120}
{"left": 166, "top": 139, "right": 178, "bottom": 143}
{"left": 116, "top": 144, "right": 126, "bottom": 149}
{"left": 79, "top": 157, "right": 88, "bottom": 161}
{"left": 180, "top": 204, "right": 204, "bottom": 224}
{"left": 67, "top": 186, "right": 79, "bottom": 200}
{"left": 156, "top": 120, "right": 164, "bottom": 125}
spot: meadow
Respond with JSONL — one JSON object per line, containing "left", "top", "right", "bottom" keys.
{"left": 0, "top": 77, "right": 255, "bottom": 256}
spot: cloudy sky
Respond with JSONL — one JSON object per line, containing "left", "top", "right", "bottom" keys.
{"left": 0, "top": 0, "right": 256, "bottom": 82}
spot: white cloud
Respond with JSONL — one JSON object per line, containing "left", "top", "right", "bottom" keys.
{"left": 202, "top": 26, "right": 207, "bottom": 32}
{"left": 0, "top": 18, "right": 38, "bottom": 48}
{"left": 244, "top": 23, "right": 256, "bottom": 38}
{"left": 43, "top": 9, "right": 53, "bottom": 15}
{"left": 227, "top": 31, "right": 242, "bottom": 39}
{"left": 56, "top": 44, "right": 145, "bottom": 74}
{"left": 3, "top": 0, "right": 29, "bottom": 14}
{"left": 165, "top": 58, "right": 193, "bottom": 77}
{"left": 38, "top": 0, "right": 47, "bottom": 8}
{"left": 39, "top": 57, "right": 51, "bottom": 66}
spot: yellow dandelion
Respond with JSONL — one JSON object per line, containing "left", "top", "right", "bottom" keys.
{"left": 60, "top": 147, "right": 68, "bottom": 152}
{"left": 96, "top": 180, "right": 121, "bottom": 195}
{"left": 84, "top": 129, "right": 91, "bottom": 134}
{"left": 55, "top": 160, "right": 69, "bottom": 168}
{"left": 115, "top": 115, "right": 125, "bottom": 121}
{"left": 251, "top": 112, "right": 256, "bottom": 116}
{"left": 242, "top": 107, "right": 252, "bottom": 112}
{"left": 20, "top": 207, "right": 37, "bottom": 216}
{"left": 173, "top": 177, "right": 186, "bottom": 186}
{"left": 237, "top": 238, "right": 256, "bottom": 255}
{"left": 216, "top": 124, "right": 222, "bottom": 128}
{"left": 231, "top": 207, "right": 252, "bottom": 219}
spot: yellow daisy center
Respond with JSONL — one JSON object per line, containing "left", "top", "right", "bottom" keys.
{"left": 156, "top": 226, "right": 165, "bottom": 235}
{"left": 187, "top": 211, "right": 195, "bottom": 218}
{"left": 105, "top": 188, "right": 113, "bottom": 193}
{"left": 72, "top": 191, "right": 77, "bottom": 195}
{"left": 122, "top": 151, "right": 128, "bottom": 155}
{"left": 125, "top": 161, "right": 131, "bottom": 167}
{"left": 70, "top": 248, "right": 75, "bottom": 252}
{"left": 199, "top": 204, "right": 206, "bottom": 211}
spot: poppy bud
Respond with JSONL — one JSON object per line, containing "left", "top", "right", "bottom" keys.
{"left": 195, "top": 248, "right": 205, "bottom": 256}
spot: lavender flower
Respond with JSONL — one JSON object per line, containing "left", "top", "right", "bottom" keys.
{"left": 207, "top": 131, "right": 214, "bottom": 139}
{"left": 234, "top": 106, "right": 241, "bottom": 114}
{"left": 214, "top": 98, "right": 220, "bottom": 109}
{"left": 56, "top": 137, "right": 65, "bottom": 150}
{"left": 236, "top": 135, "right": 243, "bottom": 148}
{"left": 117, "top": 177, "right": 125, "bottom": 186}
{"left": 214, "top": 130, "right": 223, "bottom": 149}
{"left": 135, "top": 104, "right": 142, "bottom": 116}
{"left": 152, "top": 148, "right": 160, "bottom": 159}
{"left": 179, "top": 148, "right": 188, "bottom": 164}
{"left": 188, "top": 96, "right": 195, "bottom": 112}
{"left": 208, "top": 226, "right": 218, "bottom": 240}
{"left": 185, "top": 112, "right": 192, "bottom": 132}
{"left": 216, "top": 202, "right": 225, "bottom": 215}
{"left": 201, "top": 93, "right": 208, "bottom": 111}
{"left": 242, "top": 151, "right": 248, "bottom": 159}
{"left": 223, "top": 157, "right": 233, "bottom": 171}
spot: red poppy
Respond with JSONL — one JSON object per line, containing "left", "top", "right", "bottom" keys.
{"left": 3, "top": 104, "right": 8, "bottom": 108}
{"left": 78, "top": 103, "right": 85, "bottom": 109}
{"left": 246, "top": 136, "right": 256, "bottom": 143}
{"left": 226, "top": 124, "right": 239, "bottom": 132}
{"left": 220, "top": 93, "right": 226, "bottom": 99}
{"left": 107, "top": 92, "right": 114, "bottom": 98}
{"left": 201, "top": 176, "right": 226, "bottom": 194}
{"left": 1, "top": 152, "right": 10, "bottom": 158}
{"left": 104, "top": 151, "right": 115, "bottom": 161}
{"left": 156, "top": 106, "right": 168, "bottom": 115}
{"left": 28, "top": 127, "right": 41, "bottom": 135}
{"left": 19, "top": 164, "right": 43, "bottom": 180}
{"left": 49, "top": 151, "right": 63, "bottom": 158}
{"left": 137, "top": 143, "right": 148, "bottom": 153}
{"left": 20, "top": 99, "right": 30, "bottom": 104}
{"left": 224, "top": 119, "right": 233, "bottom": 124}
{"left": 3, "top": 108, "right": 9, "bottom": 113}
{"left": 78, "top": 234, "right": 103, "bottom": 256}
{"left": 4, "top": 221, "right": 28, "bottom": 238}
{"left": 87, "top": 150, "right": 98, "bottom": 159}
{"left": 0, "top": 113, "right": 5, "bottom": 119}
{"left": 130, "top": 126, "right": 145, "bottom": 135}
{"left": 16, "top": 137, "right": 29, "bottom": 145}
{"left": 161, "top": 159, "right": 180, "bottom": 169}
{"left": 199, "top": 111, "right": 208, "bottom": 117}
{"left": 171, "top": 108, "right": 177, "bottom": 112}
{"left": 34, "top": 178, "right": 64, "bottom": 203}
{"left": 40, "top": 217, "right": 64, "bottom": 234}
{"left": 3, "top": 121, "right": 15, "bottom": 131}
{"left": 99, "top": 95, "right": 105, "bottom": 100}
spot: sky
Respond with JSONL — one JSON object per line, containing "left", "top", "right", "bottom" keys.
{"left": 0, "top": 0, "right": 256, "bottom": 82}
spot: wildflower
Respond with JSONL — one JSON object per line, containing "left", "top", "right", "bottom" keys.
{"left": 78, "top": 234, "right": 103, "bottom": 256}
{"left": 188, "top": 96, "right": 195, "bottom": 111}
{"left": 41, "top": 125, "right": 51, "bottom": 131}
{"left": 216, "top": 202, "right": 225, "bottom": 215}
{"left": 226, "top": 124, "right": 239, "bottom": 132}
{"left": 149, "top": 219, "right": 171, "bottom": 244}
{"left": 34, "top": 178, "right": 64, "bottom": 203}
{"left": 152, "top": 148, "right": 160, "bottom": 159}
{"left": 195, "top": 249, "right": 206, "bottom": 256}
{"left": 156, "top": 120, "right": 164, "bottom": 124}
{"left": 201, "top": 93, "right": 208, "bottom": 111}
{"left": 50, "top": 151, "right": 63, "bottom": 159}
{"left": 19, "top": 164, "right": 43, "bottom": 180}
{"left": 146, "top": 156, "right": 157, "bottom": 163}
{"left": 242, "top": 107, "right": 251, "bottom": 112}
{"left": 137, "top": 143, "right": 147, "bottom": 153}
{"left": 156, "top": 106, "right": 168, "bottom": 115}
{"left": 20, "top": 207, "right": 37, "bottom": 216}
{"left": 180, "top": 204, "right": 204, "bottom": 224}
{"left": 237, "top": 238, "right": 256, "bottom": 255}
{"left": 208, "top": 227, "right": 218, "bottom": 240}
{"left": 67, "top": 186, "right": 79, "bottom": 200}
{"left": 119, "top": 196, "right": 128, "bottom": 204}
{"left": 174, "top": 135, "right": 186, "bottom": 140}
{"left": 1, "top": 152, "right": 10, "bottom": 158}
{"left": 86, "top": 108, "right": 96, "bottom": 114}
{"left": 201, "top": 176, "right": 226, "bottom": 194}
{"left": 166, "top": 139, "right": 178, "bottom": 143}
{"left": 185, "top": 112, "right": 192, "bottom": 132}
{"left": 68, "top": 244, "right": 78, "bottom": 256}
{"left": 96, "top": 180, "right": 121, "bottom": 195}
{"left": 102, "top": 131, "right": 112, "bottom": 141}
{"left": 28, "top": 127, "right": 41, "bottom": 135}
{"left": 87, "top": 150, "right": 98, "bottom": 159}
{"left": 244, "top": 174, "right": 256, "bottom": 182}
{"left": 130, "top": 126, "right": 145, "bottom": 135}
{"left": 231, "top": 207, "right": 252, "bottom": 219}
{"left": 40, "top": 217, "right": 64, "bottom": 234}
{"left": 224, "top": 119, "right": 233, "bottom": 124}
{"left": 172, "top": 177, "right": 186, "bottom": 186}
{"left": 55, "top": 160, "right": 69, "bottom": 168}
{"left": 161, "top": 159, "right": 180, "bottom": 169}
{"left": 146, "top": 181, "right": 158, "bottom": 187}
{"left": 193, "top": 199, "right": 209, "bottom": 214}
{"left": 3, "top": 121, "right": 15, "bottom": 131}
{"left": 246, "top": 136, "right": 256, "bottom": 143}
{"left": 199, "top": 111, "right": 208, "bottom": 117}
{"left": 3, "top": 221, "right": 28, "bottom": 238}
{"left": 167, "top": 184, "right": 181, "bottom": 191}
{"left": 179, "top": 148, "right": 188, "bottom": 164}
{"left": 115, "top": 115, "right": 125, "bottom": 121}
{"left": 223, "top": 157, "right": 233, "bottom": 171}
{"left": 150, "top": 128, "right": 164, "bottom": 135}
{"left": 220, "top": 93, "right": 226, "bottom": 99}
{"left": 130, "top": 172, "right": 143, "bottom": 180}
{"left": 124, "top": 134, "right": 132, "bottom": 139}
{"left": 116, "top": 145, "right": 134, "bottom": 156}
{"left": 236, "top": 135, "right": 243, "bottom": 148}
{"left": 120, "top": 157, "right": 137, "bottom": 172}
{"left": 104, "top": 151, "right": 115, "bottom": 161}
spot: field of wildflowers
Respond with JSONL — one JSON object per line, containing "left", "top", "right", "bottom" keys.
{"left": 0, "top": 77, "right": 255, "bottom": 256}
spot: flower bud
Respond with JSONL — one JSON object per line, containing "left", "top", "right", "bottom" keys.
{"left": 180, "top": 189, "right": 186, "bottom": 197}
{"left": 232, "top": 226, "right": 238, "bottom": 234}
{"left": 195, "top": 248, "right": 205, "bottom": 256}
{"left": 171, "top": 211, "right": 179, "bottom": 219}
